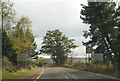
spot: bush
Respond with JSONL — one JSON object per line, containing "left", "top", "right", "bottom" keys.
{"left": 2, "top": 56, "right": 22, "bottom": 73}
{"left": 2, "top": 56, "right": 11, "bottom": 65}
{"left": 34, "top": 57, "right": 52, "bottom": 66}
{"left": 65, "top": 60, "right": 115, "bottom": 75}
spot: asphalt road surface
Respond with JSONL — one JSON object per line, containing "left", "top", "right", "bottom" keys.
{"left": 38, "top": 67, "right": 119, "bottom": 81}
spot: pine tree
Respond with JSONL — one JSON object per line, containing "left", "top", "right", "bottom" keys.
{"left": 80, "top": 2, "right": 120, "bottom": 73}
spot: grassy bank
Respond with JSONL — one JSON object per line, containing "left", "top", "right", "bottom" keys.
{"left": 2, "top": 66, "right": 39, "bottom": 79}
{"left": 60, "top": 61, "right": 120, "bottom": 79}
{"left": 66, "top": 65, "right": 119, "bottom": 78}
{"left": 65, "top": 65, "right": 115, "bottom": 74}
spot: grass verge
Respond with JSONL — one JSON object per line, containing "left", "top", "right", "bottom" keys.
{"left": 52, "top": 64, "right": 120, "bottom": 80}
{"left": 64, "top": 65, "right": 120, "bottom": 79}
{"left": 2, "top": 66, "right": 39, "bottom": 79}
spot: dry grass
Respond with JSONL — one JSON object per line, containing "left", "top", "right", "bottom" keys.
{"left": 65, "top": 61, "right": 115, "bottom": 74}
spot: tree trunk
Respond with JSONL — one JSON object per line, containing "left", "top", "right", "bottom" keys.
{"left": 117, "top": 54, "right": 120, "bottom": 77}
{"left": 1, "top": 5, "right": 4, "bottom": 31}
{"left": 55, "top": 55, "right": 59, "bottom": 65}
{"left": 70, "top": 56, "right": 73, "bottom": 64}
{"left": 101, "top": 34, "right": 116, "bottom": 71}
{"left": 106, "top": 34, "right": 118, "bottom": 55}
{"left": 103, "top": 53, "right": 106, "bottom": 64}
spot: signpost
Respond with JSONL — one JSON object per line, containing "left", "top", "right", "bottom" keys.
{"left": 16, "top": 48, "right": 34, "bottom": 68}
{"left": 91, "top": 53, "right": 103, "bottom": 62}
{"left": 17, "top": 54, "right": 29, "bottom": 61}
{"left": 28, "top": 49, "right": 34, "bottom": 56}
{"left": 17, "top": 53, "right": 30, "bottom": 67}
{"left": 86, "top": 46, "right": 92, "bottom": 63}
{"left": 86, "top": 46, "right": 92, "bottom": 53}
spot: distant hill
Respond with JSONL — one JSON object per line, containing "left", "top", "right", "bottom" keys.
{"left": 38, "top": 54, "right": 86, "bottom": 63}
{"left": 46, "top": 57, "right": 86, "bottom": 63}
{"left": 72, "top": 58, "right": 86, "bottom": 62}
{"left": 46, "top": 58, "right": 54, "bottom": 63}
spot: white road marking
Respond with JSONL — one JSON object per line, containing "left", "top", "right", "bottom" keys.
{"left": 69, "top": 75, "right": 77, "bottom": 79}
{"left": 66, "top": 68, "right": 119, "bottom": 80}
{"left": 65, "top": 76, "right": 69, "bottom": 79}
{"left": 61, "top": 72, "right": 69, "bottom": 79}
{"left": 33, "top": 68, "right": 44, "bottom": 81}
{"left": 61, "top": 71, "right": 77, "bottom": 79}
{"left": 64, "top": 68, "right": 77, "bottom": 79}
{"left": 36, "top": 71, "right": 44, "bottom": 79}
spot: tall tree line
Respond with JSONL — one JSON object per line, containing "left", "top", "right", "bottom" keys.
{"left": 80, "top": 1, "right": 120, "bottom": 76}
{"left": 0, "top": 0, "right": 37, "bottom": 63}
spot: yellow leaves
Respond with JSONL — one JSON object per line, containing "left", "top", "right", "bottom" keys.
{"left": 9, "top": 16, "right": 36, "bottom": 54}
{"left": 10, "top": 37, "right": 34, "bottom": 54}
{"left": 34, "top": 57, "right": 48, "bottom": 64}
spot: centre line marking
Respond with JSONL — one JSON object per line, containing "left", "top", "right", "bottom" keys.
{"left": 65, "top": 76, "right": 68, "bottom": 79}
{"left": 61, "top": 72, "right": 69, "bottom": 79}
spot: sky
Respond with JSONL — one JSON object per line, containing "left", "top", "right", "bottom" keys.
{"left": 11, "top": 0, "right": 90, "bottom": 58}
{"left": 10, "top": 0, "right": 119, "bottom": 58}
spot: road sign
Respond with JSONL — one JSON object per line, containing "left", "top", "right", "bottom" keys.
{"left": 17, "top": 54, "right": 29, "bottom": 61}
{"left": 86, "top": 46, "right": 92, "bottom": 53}
{"left": 28, "top": 49, "right": 34, "bottom": 55}
{"left": 91, "top": 53, "right": 103, "bottom": 62}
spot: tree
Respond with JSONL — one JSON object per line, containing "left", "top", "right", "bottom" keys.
{"left": 81, "top": 2, "right": 116, "bottom": 68}
{"left": 10, "top": 16, "right": 36, "bottom": 54}
{"left": 115, "top": 4, "right": 120, "bottom": 76}
{"left": 34, "top": 57, "right": 48, "bottom": 65}
{"left": 0, "top": 0, "right": 15, "bottom": 32}
{"left": 2, "top": 30, "right": 16, "bottom": 63}
{"left": 80, "top": 1, "right": 120, "bottom": 76}
{"left": 1, "top": 0, "right": 37, "bottom": 66}
{"left": 40, "top": 29, "right": 78, "bottom": 65}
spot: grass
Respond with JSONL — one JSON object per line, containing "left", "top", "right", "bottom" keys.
{"left": 62, "top": 62, "right": 120, "bottom": 78}
{"left": 2, "top": 66, "right": 39, "bottom": 79}
{"left": 64, "top": 64, "right": 120, "bottom": 80}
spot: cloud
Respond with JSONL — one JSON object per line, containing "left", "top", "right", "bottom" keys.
{"left": 11, "top": 0, "right": 89, "bottom": 57}
{"left": 71, "top": 46, "right": 86, "bottom": 57}
{"left": 34, "top": 37, "right": 43, "bottom": 51}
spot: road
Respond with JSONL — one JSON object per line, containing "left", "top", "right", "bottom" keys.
{"left": 38, "top": 67, "right": 119, "bottom": 81}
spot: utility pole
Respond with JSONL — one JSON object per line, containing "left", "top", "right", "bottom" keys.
{"left": 86, "top": 46, "right": 87, "bottom": 63}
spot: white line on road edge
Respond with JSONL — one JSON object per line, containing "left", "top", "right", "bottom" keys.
{"left": 66, "top": 68, "right": 119, "bottom": 80}
{"left": 36, "top": 71, "right": 44, "bottom": 79}
{"left": 33, "top": 68, "right": 44, "bottom": 81}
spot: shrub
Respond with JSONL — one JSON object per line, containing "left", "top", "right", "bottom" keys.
{"left": 67, "top": 61, "right": 115, "bottom": 74}
{"left": 2, "top": 56, "right": 11, "bottom": 65}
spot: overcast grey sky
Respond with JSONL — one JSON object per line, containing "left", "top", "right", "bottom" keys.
{"left": 11, "top": 0, "right": 90, "bottom": 57}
